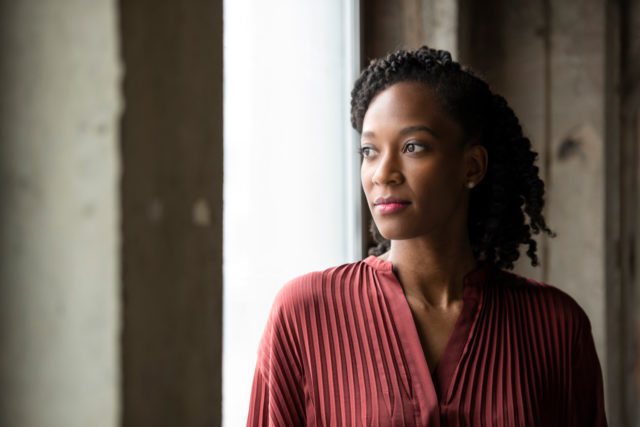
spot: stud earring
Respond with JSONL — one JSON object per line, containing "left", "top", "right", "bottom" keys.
{"left": 466, "top": 181, "right": 475, "bottom": 189}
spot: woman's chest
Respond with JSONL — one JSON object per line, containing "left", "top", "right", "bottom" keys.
{"left": 298, "top": 293, "right": 566, "bottom": 426}
{"left": 300, "top": 323, "right": 562, "bottom": 427}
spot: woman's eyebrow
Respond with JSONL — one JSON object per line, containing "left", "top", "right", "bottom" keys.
{"left": 399, "top": 125, "right": 439, "bottom": 137}
{"left": 361, "top": 125, "right": 439, "bottom": 140}
{"left": 361, "top": 131, "right": 375, "bottom": 139}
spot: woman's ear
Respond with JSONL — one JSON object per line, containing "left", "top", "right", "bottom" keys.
{"left": 464, "top": 144, "right": 488, "bottom": 189}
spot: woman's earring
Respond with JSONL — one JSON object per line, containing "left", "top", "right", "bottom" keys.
{"left": 466, "top": 181, "right": 475, "bottom": 189}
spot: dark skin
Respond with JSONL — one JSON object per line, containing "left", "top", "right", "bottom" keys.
{"left": 360, "top": 81, "right": 488, "bottom": 373}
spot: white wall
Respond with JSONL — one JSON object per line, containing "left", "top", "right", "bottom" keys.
{"left": 223, "top": 0, "right": 360, "bottom": 424}
{"left": 0, "top": 1, "right": 121, "bottom": 426}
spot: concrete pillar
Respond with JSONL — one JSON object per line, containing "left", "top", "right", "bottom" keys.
{"left": 0, "top": 1, "right": 121, "bottom": 427}
{"left": 545, "top": 0, "right": 607, "bottom": 369}
{"left": 458, "top": 0, "right": 549, "bottom": 283}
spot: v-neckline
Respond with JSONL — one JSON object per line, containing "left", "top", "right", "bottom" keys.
{"left": 363, "top": 255, "right": 487, "bottom": 422}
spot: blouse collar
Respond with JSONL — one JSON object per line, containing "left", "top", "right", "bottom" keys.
{"left": 363, "top": 255, "right": 490, "bottom": 292}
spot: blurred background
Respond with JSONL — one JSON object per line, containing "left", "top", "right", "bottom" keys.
{"left": 0, "top": 0, "right": 638, "bottom": 426}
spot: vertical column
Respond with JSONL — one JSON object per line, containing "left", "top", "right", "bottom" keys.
{"left": 420, "top": 0, "right": 458, "bottom": 58}
{"left": 363, "top": 0, "right": 458, "bottom": 60}
{"left": 458, "top": 0, "right": 548, "bottom": 282}
{"left": 119, "top": 1, "right": 223, "bottom": 426}
{"left": 0, "top": 1, "right": 121, "bottom": 427}
{"left": 546, "top": 0, "right": 607, "bottom": 371}
{"left": 606, "top": 1, "right": 640, "bottom": 424}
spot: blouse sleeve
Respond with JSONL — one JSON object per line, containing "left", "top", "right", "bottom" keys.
{"left": 571, "top": 313, "right": 608, "bottom": 427}
{"left": 246, "top": 288, "right": 306, "bottom": 426}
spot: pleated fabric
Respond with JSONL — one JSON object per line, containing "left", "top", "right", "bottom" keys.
{"left": 247, "top": 256, "right": 607, "bottom": 426}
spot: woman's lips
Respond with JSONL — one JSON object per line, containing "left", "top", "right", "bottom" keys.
{"left": 373, "top": 197, "right": 410, "bottom": 214}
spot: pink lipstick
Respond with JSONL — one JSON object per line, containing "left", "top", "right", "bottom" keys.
{"left": 373, "top": 196, "right": 410, "bottom": 214}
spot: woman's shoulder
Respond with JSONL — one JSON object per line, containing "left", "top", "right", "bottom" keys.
{"left": 270, "top": 259, "right": 373, "bottom": 315}
{"left": 491, "top": 267, "right": 591, "bottom": 326}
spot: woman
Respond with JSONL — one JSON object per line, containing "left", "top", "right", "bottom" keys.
{"left": 247, "top": 47, "right": 607, "bottom": 426}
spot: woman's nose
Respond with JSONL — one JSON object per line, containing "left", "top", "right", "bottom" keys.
{"left": 372, "top": 153, "right": 403, "bottom": 185}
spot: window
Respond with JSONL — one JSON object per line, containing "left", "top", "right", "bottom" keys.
{"left": 223, "top": 1, "right": 360, "bottom": 424}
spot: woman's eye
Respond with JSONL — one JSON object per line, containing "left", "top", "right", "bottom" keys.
{"left": 404, "top": 142, "right": 425, "bottom": 153}
{"left": 360, "top": 146, "right": 374, "bottom": 158}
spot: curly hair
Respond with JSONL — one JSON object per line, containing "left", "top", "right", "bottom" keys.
{"left": 351, "top": 46, "right": 554, "bottom": 270}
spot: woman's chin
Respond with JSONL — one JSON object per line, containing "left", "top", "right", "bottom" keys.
{"left": 376, "top": 227, "right": 415, "bottom": 242}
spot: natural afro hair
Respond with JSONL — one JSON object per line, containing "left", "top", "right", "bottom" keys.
{"left": 351, "top": 46, "right": 554, "bottom": 270}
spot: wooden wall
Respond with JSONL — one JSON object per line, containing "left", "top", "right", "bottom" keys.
{"left": 119, "top": 1, "right": 223, "bottom": 425}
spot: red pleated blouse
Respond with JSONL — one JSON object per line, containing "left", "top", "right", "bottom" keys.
{"left": 247, "top": 256, "right": 607, "bottom": 426}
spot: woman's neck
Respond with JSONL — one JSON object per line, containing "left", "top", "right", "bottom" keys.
{"left": 382, "top": 236, "right": 477, "bottom": 309}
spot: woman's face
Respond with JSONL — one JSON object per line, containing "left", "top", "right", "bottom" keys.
{"left": 360, "top": 81, "right": 482, "bottom": 243}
